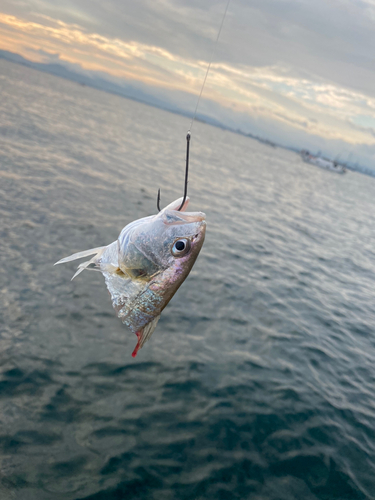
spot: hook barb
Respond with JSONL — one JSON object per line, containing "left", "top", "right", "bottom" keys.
{"left": 157, "top": 188, "right": 161, "bottom": 212}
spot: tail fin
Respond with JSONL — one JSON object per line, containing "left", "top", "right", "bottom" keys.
{"left": 54, "top": 246, "right": 106, "bottom": 280}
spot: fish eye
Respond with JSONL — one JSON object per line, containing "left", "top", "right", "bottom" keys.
{"left": 171, "top": 238, "right": 191, "bottom": 257}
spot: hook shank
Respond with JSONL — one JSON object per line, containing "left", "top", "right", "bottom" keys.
{"left": 156, "top": 132, "right": 190, "bottom": 212}
{"left": 178, "top": 132, "right": 190, "bottom": 211}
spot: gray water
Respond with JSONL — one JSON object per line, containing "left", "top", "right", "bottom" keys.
{"left": 1, "top": 59, "right": 375, "bottom": 500}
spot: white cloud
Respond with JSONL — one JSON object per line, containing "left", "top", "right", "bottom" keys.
{"left": 1, "top": 1, "right": 375, "bottom": 165}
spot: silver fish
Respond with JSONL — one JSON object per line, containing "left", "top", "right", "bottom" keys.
{"left": 55, "top": 197, "right": 206, "bottom": 357}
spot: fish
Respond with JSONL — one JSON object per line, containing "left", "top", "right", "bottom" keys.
{"left": 54, "top": 197, "right": 206, "bottom": 357}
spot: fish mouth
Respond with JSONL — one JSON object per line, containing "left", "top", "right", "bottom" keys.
{"left": 161, "top": 196, "right": 190, "bottom": 212}
{"left": 160, "top": 197, "right": 206, "bottom": 225}
{"left": 178, "top": 197, "right": 206, "bottom": 224}
{"left": 172, "top": 211, "right": 206, "bottom": 224}
{"left": 161, "top": 209, "right": 206, "bottom": 226}
{"left": 178, "top": 197, "right": 190, "bottom": 212}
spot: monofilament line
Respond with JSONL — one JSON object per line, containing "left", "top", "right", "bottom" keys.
{"left": 188, "top": 0, "right": 231, "bottom": 134}
{"left": 157, "top": 0, "right": 230, "bottom": 212}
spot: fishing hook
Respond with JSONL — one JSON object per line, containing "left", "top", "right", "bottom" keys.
{"left": 157, "top": 132, "right": 190, "bottom": 212}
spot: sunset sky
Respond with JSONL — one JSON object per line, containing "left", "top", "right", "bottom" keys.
{"left": 1, "top": 0, "right": 375, "bottom": 166}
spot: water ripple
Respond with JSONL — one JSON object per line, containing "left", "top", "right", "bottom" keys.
{"left": 1, "top": 60, "right": 375, "bottom": 499}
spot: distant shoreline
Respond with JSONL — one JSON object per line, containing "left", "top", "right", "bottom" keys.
{"left": 1, "top": 49, "right": 373, "bottom": 177}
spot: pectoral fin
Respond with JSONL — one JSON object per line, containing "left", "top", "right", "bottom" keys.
{"left": 132, "top": 315, "right": 161, "bottom": 358}
{"left": 54, "top": 246, "right": 107, "bottom": 280}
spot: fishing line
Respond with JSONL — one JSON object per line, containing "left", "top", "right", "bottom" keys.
{"left": 188, "top": 0, "right": 231, "bottom": 135}
{"left": 157, "top": 0, "right": 231, "bottom": 212}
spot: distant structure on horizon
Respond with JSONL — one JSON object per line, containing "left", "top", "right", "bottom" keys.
{"left": 300, "top": 148, "right": 375, "bottom": 178}
{"left": 301, "top": 150, "right": 347, "bottom": 174}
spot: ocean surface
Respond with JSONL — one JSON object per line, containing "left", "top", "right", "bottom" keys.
{"left": 1, "top": 59, "right": 375, "bottom": 500}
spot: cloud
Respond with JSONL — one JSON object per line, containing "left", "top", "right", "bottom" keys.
{"left": 1, "top": 1, "right": 375, "bottom": 165}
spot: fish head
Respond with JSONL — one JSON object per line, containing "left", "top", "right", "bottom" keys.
{"left": 155, "top": 197, "right": 206, "bottom": 283}
{"left": 117, "top": 197, "right": 206, "bottom": 301}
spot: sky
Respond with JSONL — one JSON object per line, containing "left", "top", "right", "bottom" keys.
{"left": 1, "top": 0, "right": 375, "bottom": 166}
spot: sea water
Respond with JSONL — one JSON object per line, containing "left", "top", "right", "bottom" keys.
{"left": 1, "top": 59, "right": 375, "bottom": 499}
